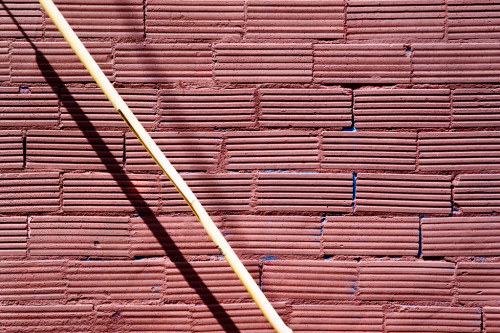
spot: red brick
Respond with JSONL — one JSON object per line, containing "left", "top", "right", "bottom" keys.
{"left": 260, "top": 88, "right": 352, "bottom": 128}
{"left": 227, "top": 131, "right": 320, "bottom": 170}
{"left": 67, "top": 259, "right": 165, "bottom": 301}
{"left": 454, "top": 174, "right": 500, "bottom": 214}
{"left": 115, "top": 43, "right": 213, "bottom": 84}
{"left": 193, "top": 302, "right": 286, "bottom": 333}
{"left": 215, "top": 43, "right": 313, "bottom": 83}
{"left": 0, "top": 304, "right": 93, "bottom": 332}
{"left": 27, "top": 130, "right": 123, "bottom": 171}
{"left": 0, "top": 172, "right": 60, "bottom": 213}
{"left": 160, "top": 88, "right": 255, "bottom": 129}
{"left": 0, "top": 260, "right": 65, "bottom": 301}
{"left": 0, "top": 0, "right": 42, "bottom": 38}
{"left": 423, "top": 216, "right": 500, "bottom": 256}
{"left": 224, "top": 215, "right": 321, "bottom": 256}
{"left": 166, "top": 259, "right": 259, "bottom": 302}
{"left": 359, "top": 261, "right": 454, "bottom": 301}
{"left": 354, "top": 88, "right": 450, "bottom": 128}
{"left": 126, "top": 131, "right": 221, "bottom": 172}
{"left": 63, "top": 172, "right": 159, "bottom": 213}
{"left": 130, "top": 215, "right": 221, "bottom": 257}
{"left": 11, "top": 41, "right": 113, "bottom": 83}
{"left": 256, "top": 172, "right": 353, "bottom": 213}
{"left": 314, "top": 44, "right": 411, "bottom": 84}
{"left": 452, "top": 88, "right": 500, "bottom": 128}
{"left": 0, "top": 42, "right": 8, "bottom": 82}
{"left": 413, "top": 43, "right": 500, "bottom": 83}
{"left": 60, "top": 87, "right": 157, "bottom": 129}
{"left": 323, "top": 131, "right": 417, "bottom": 171}
{"left": 457, "top": 262, "right": 500, "bottom": 304}
{"left": 0, "top": 130, "right": 23, "bottom": 169}
{"left": 262, "top": 260, "right": 357, "bottom": 300}
{"left": 0, "top": 87, "right": 59, "bottom": 128}
{"left": 290, "top": 304, "right": 384, "bottom": 333}
{"left": 96, "top": 304, "right": 191, "bottom": 333}
{"left": 448, "top": 0, "right": 500, "bottom": 40}
{"left": 324, "top": 216, "right": 419, "bottom": 256}
{"left": 146, "top": 0, "right": 244, "bottom": 39}
{"left": 0, "top": 216, "right": 26, "bottom": 257}
{"left": 160, "top": 173, "right": 252, "bottom": 213}
{"left": 347, "top": 0, "right": 445, "bottom": 40}
{"left": 45, "top": 0, "right": 143, "bottom": 38}
{"left": 485, "top": 307, "right": 500, "bottom": 333}
{"left": 386, "top": 306, "right": 481, "bottom": 333}
{"left": 247, "top": 0, "right": 344, "bottom": 39}
{"left": 30, "top": 216, "right": 129, "bottom": 258}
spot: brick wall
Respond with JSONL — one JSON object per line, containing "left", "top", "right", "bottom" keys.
{"left": 0, "top": 0, "right": 499, "bottom": 332}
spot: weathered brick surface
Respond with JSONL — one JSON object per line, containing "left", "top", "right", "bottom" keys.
{"left": 0, "top": 1, "right": 499, "bottom": 331}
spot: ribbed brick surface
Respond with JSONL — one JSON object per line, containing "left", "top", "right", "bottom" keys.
{"left": 2, "top": 2, "right": 500, "bottom": 331}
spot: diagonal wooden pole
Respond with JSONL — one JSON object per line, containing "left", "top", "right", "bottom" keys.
{"left": 37, "top": 0, "right": 292, "bottom": 332}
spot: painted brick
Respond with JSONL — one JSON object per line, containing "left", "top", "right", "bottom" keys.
{"left": 324, "top": 216, "right": 419, "bottom": 256}
{"left": 11, "top": 41, "right": 113, "bottom": 83}
{"left": 0, "top": 42, "right": 8, "bottom": 82}
{"left": 63, "top": 172, "right": 159, "bottom": 213}
{"left": 347, "top": 0, "right": 445, "bottom": 40}
{"left": 247, "top": 0, "right": 344, "bottom": 39}
{"left": 0, "top": 172, "right": 60, "bottom": 213}
{"left": 412, "top": 43, "right": 500, "bottom": 83}
{"left": 256, "top": 172, "right": 353, "bottom": 213}
{"left": 0, "top": 87, "right": 59, "bottom": 128}
{"left": 314, "top": 44, "right": 411, "bottom": 84}
{"left": 262, "top": 260, "right": 357, "bottom": 300}
{"left": 160, "top": 88, "right": 254, "bottom": 129}
{"left": 354, "top": 88, "right": 451, "bottom": 128}
{"left": 67, "top": 259, "right": 165, "bottom": 300}
{"left": 224, "top": 215, "right": 321, "bottom": 256}
{"left": 457, "top": 262, "right": 500, "bottom": 304}
{"left": 0, "top": 216, "right": 26, "bottom": 257}
{"left": 423, "top": 216, "right": 500, "bottom": 257}
{"left": 60, "top": 87, "right": 157, "bottom": 129}
{"left": 485, "top": 307, "right": 500, "bottom": 333}
{"left": 448, "top": 0, "right": 500, "bottom": 40}
{"left": 0, "top": 260, "right": 65, "bottom": 301}
{"left": 96, "top": 304, "right": 191, "bottom": 333}
{"left": 146, "top": 0, "right": 244, "bottom": 39}
{"left": 30, "top": 216, "right": 129, "bottom": 258}
{"left": 115, "top": 43, "right": 212, "bottom": 83}
{"left": 27, "top": 130, "right": 123, "bottom": 170}
{"left": 386, "top": 306, "right": 481, "bottom": 333}
{"left": 453, "top": 174, "right": 500, "bottom": 214}
{"left": 323, "top": 131, "right": 417, "bottom": 171}
{"left": 214, "top": 43, "right": 313, "bottom": 83}
{"left": 0, "top": 130, "right": 23, "bottom": 169}
{"left": 45, "top": 0, "right": 143, "bottom": 38}
{"left": 452, "top": 88, "right": 500, "bottom": 128}
{"left": 226, "top": 130, "right": 320, "bottom": 170}
{"left": 0, "top": 304, "right": 93, "bottom": 332}
{"left": 359, "top": 261, "right": 454, "bottom": 301}
{"left": 259, "top": 88, "right": 352, "bottom": 128}
{"left": 126, "top": 131, "right": 220, "bottom": 172}
{"left": 130, "top": 215, "right": 222, "bottom": 257}
{"left": 193, "top": 302, "right": 287, "bottom": 333}
{"left": 419, "top": 131, "right": 500, "bottom": 171}
{"left": 290, "top": 304, "right": 384, "bottom": 333}
{"left": 356, "top": 173, "right": 452, "bottom": 214}
{"left": 0, "top": 0, "right": 42, "bottom": 38}
{"left": 160, "top": 173, "right": 252, "bottom": 213}
{"left": 166, "top": 259, "right": 259, "bottom": 301}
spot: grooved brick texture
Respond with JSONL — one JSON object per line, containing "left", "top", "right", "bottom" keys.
{"left": 3, "top": 1, "right": 500, "bottom": 331}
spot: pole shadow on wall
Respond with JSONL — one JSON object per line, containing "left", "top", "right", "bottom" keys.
{"left": 2, "top": 3, "right": 240, "bottom": 332}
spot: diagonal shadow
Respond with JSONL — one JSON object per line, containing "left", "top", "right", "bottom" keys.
{"left": 2, "top": 2, "right": 240, "bottom": 332}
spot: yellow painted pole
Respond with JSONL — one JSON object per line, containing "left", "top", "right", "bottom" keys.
{"left": 38, "top": 0, "right": 292, "bottom": 332}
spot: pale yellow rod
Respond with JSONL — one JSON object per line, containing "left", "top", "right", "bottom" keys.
{"left": 37, "top": 0, "right": 292, "bottom": 332}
